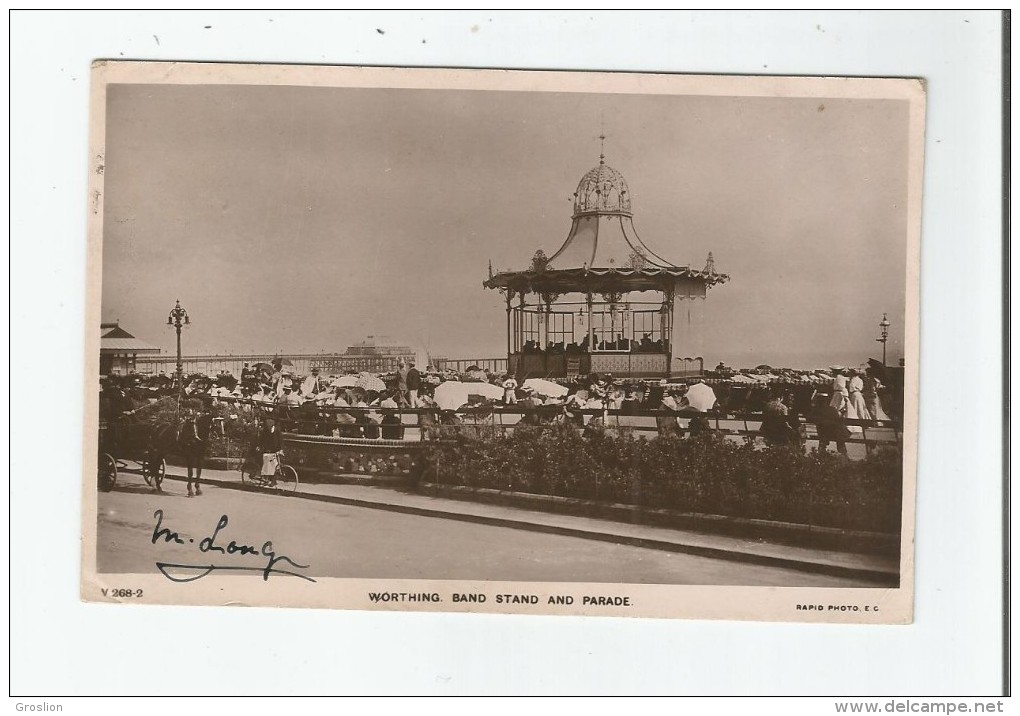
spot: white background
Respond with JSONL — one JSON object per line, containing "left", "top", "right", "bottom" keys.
{"left": 8, "top": 10, "right": 1006, "bottom": 698}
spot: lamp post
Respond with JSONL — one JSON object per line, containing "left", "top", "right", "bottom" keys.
{"left": 167, "top": 299, "right": 190, "bottom": 392}
{"left": 876, "top": 312, "right": 890, "bottom": 366}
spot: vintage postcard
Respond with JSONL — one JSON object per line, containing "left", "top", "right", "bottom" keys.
{"left": 82, "top": 61, "right": 923, "bottom": 622}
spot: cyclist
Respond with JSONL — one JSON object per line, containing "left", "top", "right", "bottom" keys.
{"left": 256, "top": 416, "right": 284, "bottom": 486}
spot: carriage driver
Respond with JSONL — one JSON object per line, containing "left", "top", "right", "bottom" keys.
{"left": 257, "top": 417, "right": 284, "bottom": 486}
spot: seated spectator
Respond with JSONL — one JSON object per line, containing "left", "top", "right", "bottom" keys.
{"left": 685, "top": 411, "right": 712, "bottom": 438}
{"left": 813, "top": 395, "right": 851, "bottom": 455}
{"left": 607, "top": 386, "right": 625, "bottom": 411}
{"left": 380, "top": 412, "right": 403, "bottom": 439}
{"left": 760, "top": 400, "right": 796, "bottom": 446}
{"left": 620, "top": 388, "right": 640, "bottom": 415}
{"left": 656, "top": 395, "right": 681, "bottom": 437}
{"left": 518, "top": 388, "right": 542, "bottom": 425}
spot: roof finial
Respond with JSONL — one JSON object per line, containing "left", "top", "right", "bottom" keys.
{"left": 599, "top": 113, "right": 606, "bottom": 165}
{"left": 704, "top": 252, "right": 716, "bottom": 274}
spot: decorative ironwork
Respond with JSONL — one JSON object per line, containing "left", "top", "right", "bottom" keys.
{"left": 540, "top": 291, "right": 561, "bottom": 313}
{"left": 166, "top": 299, "right": 190, "bottom": 394}
{"left": 704, "top": 252, "right": 716, "bottom": 274}
{"left": 627, "top": 248, "right": 649, "bottom": 270}
{"left": 530, "top": 249, "right": 549, "bottom": 273}
{"left": 876, "top": 313, "right": 890, "bottom": 366}
{"left": 572, "top": 163, "right": 632, "bottom": 216}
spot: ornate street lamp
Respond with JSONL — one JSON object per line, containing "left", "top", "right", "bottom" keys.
{"left": 876, "top": 312, "right": 890, "bottom": 366}
{"left": 167, "top": 299, "right": 190, "bottom": 391}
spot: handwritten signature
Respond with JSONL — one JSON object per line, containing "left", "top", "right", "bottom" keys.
{"left": 151, "top": 510, "right": 316, "bottom": 583}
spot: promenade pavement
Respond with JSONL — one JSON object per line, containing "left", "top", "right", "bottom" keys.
{"left": 153, "top": 464, "right": 899, "bottom": 585}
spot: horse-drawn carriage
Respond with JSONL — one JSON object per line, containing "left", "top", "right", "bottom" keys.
{"left": 97, "top": 400, "right": 177, "bottom": 492}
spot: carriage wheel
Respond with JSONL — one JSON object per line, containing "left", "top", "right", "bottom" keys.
{"left": 98, "top": 453, "right": 117, "bottom": 492}
{"left": 141, "top": 454, "right": 166, "bottom": 490}
{"left": 149, "top": 458, "right": 166, "bottom": 491}
{"left": 277, "top": 465, "right": 299, "bottom": 494}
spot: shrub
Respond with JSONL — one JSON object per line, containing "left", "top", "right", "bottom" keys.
{"left": 424, "top": 428, "right": 902, "bottom": 533}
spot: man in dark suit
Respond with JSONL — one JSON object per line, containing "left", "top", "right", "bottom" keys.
{"left": 406, "top": 362, "right": 422, "bottom": 408}
{"left": 812, "top": 395, "right": 850, "bottom": 455}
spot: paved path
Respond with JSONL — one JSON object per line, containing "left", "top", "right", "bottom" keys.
{"left": 96, "top": 467, "right": 894, "bottom": 586}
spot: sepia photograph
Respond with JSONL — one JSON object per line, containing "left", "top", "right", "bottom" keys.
{"left": 82, "top": 62, "right": 923, "bottom": 622}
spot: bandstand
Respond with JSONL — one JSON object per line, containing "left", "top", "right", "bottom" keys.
{"left": 483, "top": 146, "right": 729, "bottom": 379}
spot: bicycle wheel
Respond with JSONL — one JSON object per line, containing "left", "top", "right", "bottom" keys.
{"left": 98, "top": 453, "right": 117, "bottom": 492}
{"left": 240, "top": 458, "right": 261, "bottom": 486}
{"left": 277, "top": 465, "right": 299, "bottom": 493}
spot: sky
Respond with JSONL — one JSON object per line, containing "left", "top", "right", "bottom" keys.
{"left": 101, "top": 82, "right": 910, "bottom": 369}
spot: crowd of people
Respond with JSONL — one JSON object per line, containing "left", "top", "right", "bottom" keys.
{"left": 100, "top": 357, "right": 899, "bottom": 456}
{"left": 519, "top": 333, "right": 667, "bottom": 355}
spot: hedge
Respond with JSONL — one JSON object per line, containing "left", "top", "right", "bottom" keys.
{"left": 423, "top": 424, "right": 902, "bottom": 533}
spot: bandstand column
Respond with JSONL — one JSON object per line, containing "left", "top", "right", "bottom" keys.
{"left": 586, "top": 292, "right": 594, "bottom": 353}
{"left": 505, "top": 292, "right": 512, "bottom": 364}
{"left": 517, "top": 293, "right": 526, "bottom": 354}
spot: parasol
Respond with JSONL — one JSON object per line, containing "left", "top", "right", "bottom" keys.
{"left": 252, "top": 362, "right": 274, "bottom": 373}
{"left": 331, "top": 375, "right": 359, "bottom": 388}
{"left": 355, "top": 374, "right": 387, "bottom": 392}
{"left": 523, "top": 378, "right": 569, "bottom": 398}
{"left": 684, "top": 382, "right": 717, "bottom": 412}
{"left": 433, "top": 381, "right": 470, "bottom": 411}
{"left": 467, "top": 382, "right": 505, "bottom": 401}
{"left": 272, "top": 356, "right": 295, "bottom": 371}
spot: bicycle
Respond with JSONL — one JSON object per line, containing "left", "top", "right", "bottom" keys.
{"left": 239, "top": 444, "right": 299, "bottom": 494}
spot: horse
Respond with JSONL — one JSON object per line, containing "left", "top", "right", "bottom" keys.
{"left": 177, "top": 411, "right": 224, "bottom": 497}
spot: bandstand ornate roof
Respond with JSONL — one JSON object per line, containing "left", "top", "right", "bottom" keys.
{"left": 484, "top": 264, "right": 728, "bottom": 296}
{"left": 484, "top": 150, "right": 729, "bottom": 296}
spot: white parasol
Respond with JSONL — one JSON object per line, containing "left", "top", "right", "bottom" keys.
{"left": 331, "top": 375, "right": 359, "bottom": 388}
{"left": 684, "top": 382, "right": 717, "bottom": 412}
{"left": 466, "top": 382, "right": 504, "bottom": 401}
{"left": 523, "top": 378, "right": 569, "bottom": 398}
{"left": 355, "top": 374, "right": 387, "bottom": 392}
{"left": 433, "top": 381, "right": 470, "bottom": 411}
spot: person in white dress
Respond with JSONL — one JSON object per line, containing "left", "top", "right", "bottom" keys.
{"left": 863, "top": 372, "right": 891, "bottom": 421}
{"left": 847, "top": 370, "right": 872, "bottom": 421}
{"left": 829, "top": 370, "right": 850, "bottom": 414}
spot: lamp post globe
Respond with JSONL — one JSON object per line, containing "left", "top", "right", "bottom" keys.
{"left": 167, "top": 299, "right": 190, "bottom": 391}
{"left": 876, "top": 312, "right": 890, "bottom": 366}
